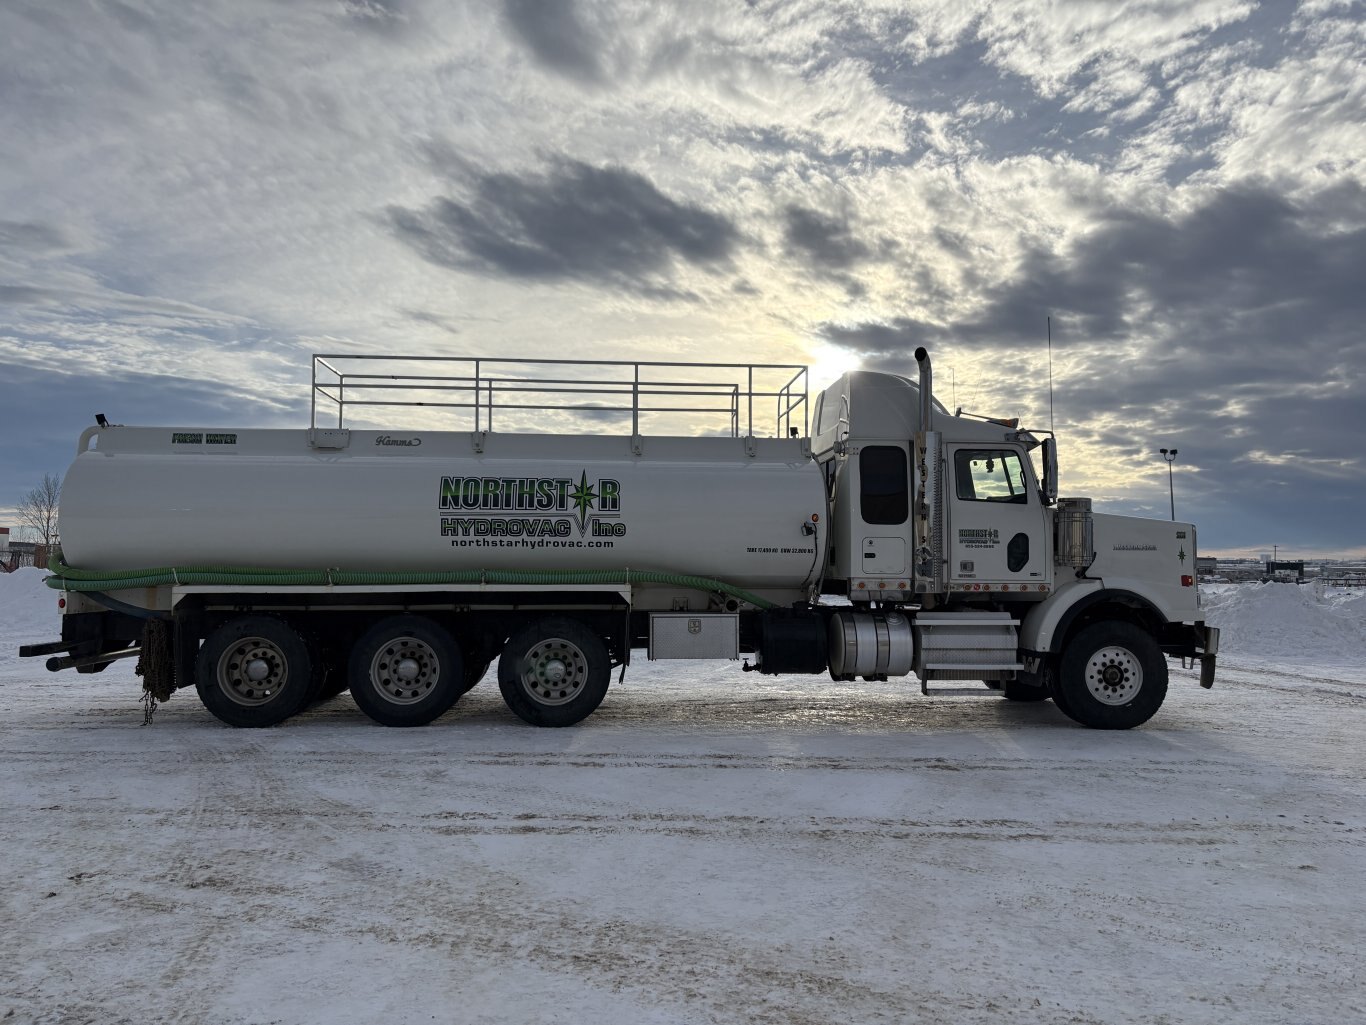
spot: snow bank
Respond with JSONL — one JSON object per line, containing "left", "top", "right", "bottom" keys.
{"left": 0, "top": 567, "right": 58, "bottom": 648}
{"left": 1201, "top": 581, "right": 1366, "bottom": 670}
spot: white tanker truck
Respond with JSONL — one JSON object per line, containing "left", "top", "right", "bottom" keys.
{"left": 21, "top": 348, "right": 1218, "bottom": 730}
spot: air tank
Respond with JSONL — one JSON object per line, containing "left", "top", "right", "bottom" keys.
{"left": 59, "top": 426, "right": 829, "bottom": 593}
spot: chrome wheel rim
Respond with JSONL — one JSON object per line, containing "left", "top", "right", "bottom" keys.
{"left": 218, "top": 637, "right": 289, "bottom": 706}
{"left": 1084, "top": 645, "right": 1143, "bottom": 705}
{"left": 519, "top": 638, "right": 588, "bottom": 706}
{"left": 369, "top": 636, "right": 441, "bottom": 705}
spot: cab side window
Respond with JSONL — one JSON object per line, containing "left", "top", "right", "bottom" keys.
{"left": 861, "top": 446, "right": 908, "bottom": 524}
{"left": 955, "top": 450, "right": 1028, "bottom": 505}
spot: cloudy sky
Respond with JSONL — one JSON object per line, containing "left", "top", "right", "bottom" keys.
{"left": 1, "top": 0, "right": 1362, "bottom": 558}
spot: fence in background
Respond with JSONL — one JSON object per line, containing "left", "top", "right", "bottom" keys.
{"left": 1, "top": 543, "right": 50, "bottom": 572}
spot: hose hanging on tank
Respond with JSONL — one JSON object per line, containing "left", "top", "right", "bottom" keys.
{"left": 43, "top": 553, "right": 777, "bottom": 610}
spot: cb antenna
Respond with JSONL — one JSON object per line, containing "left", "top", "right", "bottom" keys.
{"left": 1047, "top": 315, "right": 1055, "bottom": 433}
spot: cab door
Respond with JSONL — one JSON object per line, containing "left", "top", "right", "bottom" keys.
{"left": 852, "top": 445, "right": 907, "bottom": 582}
{"left": 945, "top": 445, "right": 1048, "bottom": 589}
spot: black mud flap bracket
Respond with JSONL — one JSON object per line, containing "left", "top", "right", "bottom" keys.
{"left": 1190, "top": 624, "right": 1220, "bottom": 689}
{"left": 1198, "top": 655, "right": 1217, "bottom": 689}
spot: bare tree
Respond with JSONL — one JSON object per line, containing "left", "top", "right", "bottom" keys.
{"left": 17, "top": 472, "right": 61, "bottom": 547}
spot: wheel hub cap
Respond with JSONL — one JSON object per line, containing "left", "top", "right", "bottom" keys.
{"left": 522, "top": 640, "right": 587, "bottom": 705}
{"left": 369, "top": 637, "right": 440, "bottom": 705}
{"left": 1084, "top": 646, "right": 1143, "bottom": 705}
{"left": 218, "top": 638, "right": 288, "bottom": 706}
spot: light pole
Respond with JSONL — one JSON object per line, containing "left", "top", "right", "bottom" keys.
{"left": 1159, "top": 448, "right": 1178, "bottom": 521}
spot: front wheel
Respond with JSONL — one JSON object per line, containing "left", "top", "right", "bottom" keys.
{"left": 1056, "top": 622, "right": 1167, "bottom": 729}
{"left": 348, "top": 616, "right": 464, "bottom": 727}
{"left": 195, "top": 616, "right": 314, "bottom": 728}
{"left": 498, "top": 617, "right": 610, "bottom": 727}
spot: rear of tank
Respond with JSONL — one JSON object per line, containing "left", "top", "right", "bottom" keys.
{"left": 58, "top": 426, "right": 829, "bottom": 592}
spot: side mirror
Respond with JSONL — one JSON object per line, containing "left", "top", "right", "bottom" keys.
{"left": 1041, "top": 437, "right": 1058, "bottom": 506}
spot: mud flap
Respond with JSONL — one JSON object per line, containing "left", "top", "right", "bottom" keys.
{"left": 1199, "top": 655, "right": 1217, "bottom": 689}
{"left": 1197, "top": 624, "right": 1219, "bottom": 689}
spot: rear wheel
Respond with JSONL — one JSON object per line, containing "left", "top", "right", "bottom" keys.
{"left": 348, "top": 616, "right": 463, "bottom": 727}
{"left": 1056, "top": 622, "right": 1167, "bottom": 729}
{"left": 498, "top": 617, "right": 610, "bottom": 727}
{"left": 195, "top": 616, "right": 313, "bottom": 728}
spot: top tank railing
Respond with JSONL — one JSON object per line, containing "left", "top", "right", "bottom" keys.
{"left": 310, "top": 355, "right": 809, "bottom": 439}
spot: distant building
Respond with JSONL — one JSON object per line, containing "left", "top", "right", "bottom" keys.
{"left": 1, "top": 530, "right": 49, "bottom": 572}
{"left": 1265, "top": 560, "right": 1305, "bottom": 583}
{"left": 1322, "top": 566, "right": 1366, "bottom": 588}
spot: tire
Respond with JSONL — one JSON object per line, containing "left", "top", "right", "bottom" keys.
{"left": 195, "top": 616, "right": 314, "bottom": 728}
{"left": 348, "top": 616, "right": 464, "bottom": 727}
{"left": 497, "top": 617, "right": 610, "bottom": 727}
{"left": 1046, "top": 667, "right": 1078, "bottom": 721}
{"left": 1056, "top": 621, "right": 1168, "bottom": 729}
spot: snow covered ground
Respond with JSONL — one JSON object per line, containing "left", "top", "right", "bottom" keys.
{"left": 3, "top": 569, "right": 1363, "bottom": 1024}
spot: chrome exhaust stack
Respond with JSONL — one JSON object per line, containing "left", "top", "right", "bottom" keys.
{"left": 914, "top": 346, "right": 933, "bottom": 431}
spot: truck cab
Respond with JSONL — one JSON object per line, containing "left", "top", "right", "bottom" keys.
{"left": 809, "top": 347, "right": 1217, "bottom": 728}
{"left": 813, "top": 365, "right": 1054, "bottom": 605}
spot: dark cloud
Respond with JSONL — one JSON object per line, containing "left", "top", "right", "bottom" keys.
{"left": 0, "top": 220, "right": 77, "bottom": 256}
{"left": 386, "top": 159, "right": 739, "bottom": 296}
{"left": 783, "top": 205, "right": 871, "bottom": 270}
{"left": 782, "top": 203, "right": 896, "bottom": 298}
{"left": 865, "top": 4, "right": 1300, "bottom": 180}
{"left": 826, "top": 181, "right": 1365, "bottom": 356}
{"left": 820, "top": 181, "right": 1366, "bottom": 549}
{"left": 0, "top": 285, "right": 62, "bottom": 306}
{"left": 402, "top": 308, "right": 462, "bottom": 335}
{"left": 502, "top": 0, "right": 605, "bottom": 84}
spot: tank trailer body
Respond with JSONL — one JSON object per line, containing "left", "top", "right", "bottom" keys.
{"left": 24, "top": 348, "right": 1219, "bottom": 729}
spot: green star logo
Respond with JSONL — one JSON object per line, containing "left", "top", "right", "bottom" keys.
{"left": 569, "top": 471, "right": 598, "bottom": 529}
{"left": 1178, "top": 546, "right": 1187, "bottom": 564}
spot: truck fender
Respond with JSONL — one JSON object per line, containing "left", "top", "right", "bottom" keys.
{"left": 1020, "top": 583, "right": 1167, "bottom": 656}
